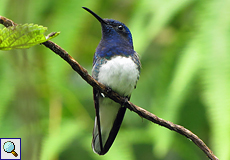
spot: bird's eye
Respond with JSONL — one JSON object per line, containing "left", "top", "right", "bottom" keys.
{"left": 117, "top": 25, "right": 123, "bottom": 31}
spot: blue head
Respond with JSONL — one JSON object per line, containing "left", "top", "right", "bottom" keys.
{"left": 99, "top": 19, "right": 133, "bottom": 47}
{"left": 83, "top": 7, "right": 134, "bottom": 58}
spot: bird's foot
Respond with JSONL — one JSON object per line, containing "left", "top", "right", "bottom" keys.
{"left": 106, "top": 86, "right": 112, "bottom": 94}
{"left": 122, "top": 96, "right": 129, "bottom": 107}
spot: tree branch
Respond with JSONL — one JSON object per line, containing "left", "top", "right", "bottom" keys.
{"left": 0, "top": 16, "right": 219, "bottom": 160}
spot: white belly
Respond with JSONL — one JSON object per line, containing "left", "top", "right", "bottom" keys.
{"left": 97, "top": 56, "right": 139, "bottom": 96}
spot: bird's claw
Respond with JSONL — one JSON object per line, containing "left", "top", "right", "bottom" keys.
{"left": 122, "top": 96, "right": 129, "bottom": 107}
{"left": 106, "top": 86, "right": 112, "bottom": 94}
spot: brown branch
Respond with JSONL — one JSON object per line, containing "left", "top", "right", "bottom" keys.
{"left": 0, "top": 16, "right": 17, "bottom": 27}
{"left": 0, "top": 16, "right": 219, "bottom": 160}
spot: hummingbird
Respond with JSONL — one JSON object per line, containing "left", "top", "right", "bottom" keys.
{"left": 82, "top": 7, "right": 141, "bottom": 155}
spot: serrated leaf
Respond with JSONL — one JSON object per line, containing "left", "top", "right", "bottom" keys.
{"left": 0, "top": 23, "right": 59, "bottom": 50}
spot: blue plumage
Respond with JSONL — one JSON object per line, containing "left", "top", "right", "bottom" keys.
{"left": 83, "top": 7, "right": 141, "bottom": 155}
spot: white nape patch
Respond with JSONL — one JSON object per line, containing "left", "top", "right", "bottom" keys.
{"left": 98, "top": 56, "right": 139, "bottom": 96}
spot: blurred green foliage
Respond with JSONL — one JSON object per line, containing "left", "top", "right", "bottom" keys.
{"left": 0, "top": 0, "right": 229, "bottom": 160}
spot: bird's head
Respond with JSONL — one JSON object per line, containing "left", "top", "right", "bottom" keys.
{"left": 83, "top": 7, "right": 133, "bottom": 48}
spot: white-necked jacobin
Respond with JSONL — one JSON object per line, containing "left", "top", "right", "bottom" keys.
{"left": 83, "top": 7, "right": 141, "bottom": 155}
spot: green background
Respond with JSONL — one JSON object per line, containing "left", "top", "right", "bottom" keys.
{"left": 0, "top": 0, "right": 229, "bottom": 160}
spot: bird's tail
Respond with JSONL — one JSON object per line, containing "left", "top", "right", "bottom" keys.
{"left": 92, "top": 90, "right": 126, "bottom": 155}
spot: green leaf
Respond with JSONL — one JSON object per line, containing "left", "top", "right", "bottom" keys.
{"left": 0, "top": 23, "right": 59, "bottom": 50}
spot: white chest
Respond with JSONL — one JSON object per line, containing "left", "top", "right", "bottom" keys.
{"left": 97, "top": 56, "right": 139, "bottom": 96}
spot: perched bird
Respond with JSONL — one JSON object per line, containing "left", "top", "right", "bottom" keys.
{"left": 82, "top": 7, "right": 141, "bottom": 155}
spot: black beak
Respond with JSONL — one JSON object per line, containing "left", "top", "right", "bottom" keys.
{"left": 82, "top": 7, "right": 107, "bottom": 25}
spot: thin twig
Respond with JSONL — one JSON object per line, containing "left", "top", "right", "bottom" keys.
{"left": 0, "top": 16, "right": 219, "bottom": 160}
{"left": 0, "top": 16, "right": 17, "bottom": 27}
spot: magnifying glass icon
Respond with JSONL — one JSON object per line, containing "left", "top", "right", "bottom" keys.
{"left": 3, "top": 141, "right": 18, "bottom": 157}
